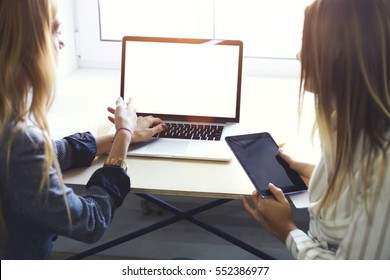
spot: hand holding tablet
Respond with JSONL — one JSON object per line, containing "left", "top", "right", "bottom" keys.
{"left": 225, "top": 132, "right": 307, "bottom": 197}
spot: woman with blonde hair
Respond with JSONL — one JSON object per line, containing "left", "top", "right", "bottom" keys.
{"left": 0, "top": 0, "right": 165, "bottom": 259}
{"left": 242, "top": 0, "right": 390, "bottom": 259}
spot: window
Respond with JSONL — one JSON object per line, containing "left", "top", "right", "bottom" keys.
{"left": 214, "top": 0, "right": 308, "bottom": 58}
{"left": 75, "top": 0, "right": 312, "bottom": 75}
{"left": 99, "top": 0, "right": 214, "bottom": 41}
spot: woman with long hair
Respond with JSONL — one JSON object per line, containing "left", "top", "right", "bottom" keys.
{"left": 0, "top": 0, "right": 165, "bottom": 259}
{"left": 242, "top": 0, "right": 390, "bottom": 259}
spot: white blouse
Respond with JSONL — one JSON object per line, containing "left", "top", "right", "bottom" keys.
{"left": 286, "top": 149, "right": 390, "bottom": 259}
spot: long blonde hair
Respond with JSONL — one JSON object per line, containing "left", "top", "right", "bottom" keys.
{"left": 0, "top": 0, "right": 71, "bottom": 239}
{"left": 300, "top": 0, "right": 390, "bottom": 216}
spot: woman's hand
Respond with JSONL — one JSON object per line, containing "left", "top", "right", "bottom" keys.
{"left": 131, "top": 115, "right": 167, "bottom": 143}
{"left": 107, "top": 97, "right": 137, "bottom": 133}
{"left": 241, "top": 184, "right": 297, "bottom": 242}
{"left": 107, "top": 103, "right": 167, "bottom": 143}
{"left": 278, "top": 149, "right": 315, "bottom": 187}
{"left": 103, "top": 97, "right": 137, "bottom": 161}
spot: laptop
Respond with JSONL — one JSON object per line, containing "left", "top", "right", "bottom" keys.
{"left": 120, "top": 36, "right": 243, "bottom": 161}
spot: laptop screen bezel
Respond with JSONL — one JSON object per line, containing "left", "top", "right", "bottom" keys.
{"left": 120, "top": 36, "right": 243, "bottom": 123}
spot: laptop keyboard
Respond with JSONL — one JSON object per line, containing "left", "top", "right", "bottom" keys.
{"left": 155, "top": 122, "right": 224, "bottom": 141}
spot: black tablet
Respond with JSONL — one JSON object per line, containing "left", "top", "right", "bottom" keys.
{"left": 225, "top": 132, "right": 307, "bottom": 197}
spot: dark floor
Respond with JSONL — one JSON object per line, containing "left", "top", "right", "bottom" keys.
{"left": 51, "top": 186, "right": 309, "bottom": 260}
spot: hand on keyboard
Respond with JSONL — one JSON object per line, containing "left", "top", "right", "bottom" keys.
{"left": 156, "top": 122, "right": 223, "bottom": 141}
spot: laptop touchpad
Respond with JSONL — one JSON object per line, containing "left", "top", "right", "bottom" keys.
{"left": 145, "top": 140, "right": 188, "bottom": 154}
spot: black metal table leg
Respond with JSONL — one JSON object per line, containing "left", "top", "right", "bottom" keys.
{"left": 67, "top": 194, "right": 275, "bottom": 260}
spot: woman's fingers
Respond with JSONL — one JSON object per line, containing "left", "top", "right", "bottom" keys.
{"left": 268, "top": 183, "right": 288, "bottom": 204}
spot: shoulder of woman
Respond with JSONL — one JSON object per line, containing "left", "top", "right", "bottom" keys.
{"left": 8, "top": 124, "right": 46, "bottom": 154}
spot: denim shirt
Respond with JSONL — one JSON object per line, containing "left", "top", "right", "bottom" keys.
{"left": 0, "top": 127, "right": 130, "bottom": 259}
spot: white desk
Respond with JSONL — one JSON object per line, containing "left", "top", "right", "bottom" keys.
{"left": 51, "top": 68, "right": 318, "bottom": 199}
{"left": 49, "top": 68, "right": 317, "bottom": 259}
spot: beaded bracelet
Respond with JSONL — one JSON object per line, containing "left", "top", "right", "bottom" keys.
{"left": 112, "top": 127, "right": 133, "bottom": 142}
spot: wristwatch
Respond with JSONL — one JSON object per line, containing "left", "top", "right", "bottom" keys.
{"left": 103, "top": 157, "right": 128, "bottom": 171}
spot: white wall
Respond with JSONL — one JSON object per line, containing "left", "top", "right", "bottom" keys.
{"left": 56, "top": 0, "right": 78, "bottom": 81}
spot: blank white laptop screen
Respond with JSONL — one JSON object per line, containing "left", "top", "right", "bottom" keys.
{"left": 120, "top": 36, "right": 243, "bottom": 161}
{"left": 121, "top": 37, "right": 243, "bottom": 123}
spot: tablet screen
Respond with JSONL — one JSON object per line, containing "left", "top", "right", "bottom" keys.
{"left": 225, "top": 132, "right": 307, "bottom": 197}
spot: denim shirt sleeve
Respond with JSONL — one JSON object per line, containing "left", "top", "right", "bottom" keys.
{"left": 53, "top": 132, "right": 96, "bottom": 171}
{"left": 86, "top": 166, "right": 131, "bottom": 207}
{"left": 5, "top": 127, "right": 131, "bottom": 246}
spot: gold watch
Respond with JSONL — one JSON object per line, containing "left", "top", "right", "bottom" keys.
{"left": 103, "top": 157, "right": 128, "bottom": 171}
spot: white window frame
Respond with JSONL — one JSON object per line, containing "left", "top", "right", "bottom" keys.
{"left": 74, "top": 0, "right": 308, "bottom": 77}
